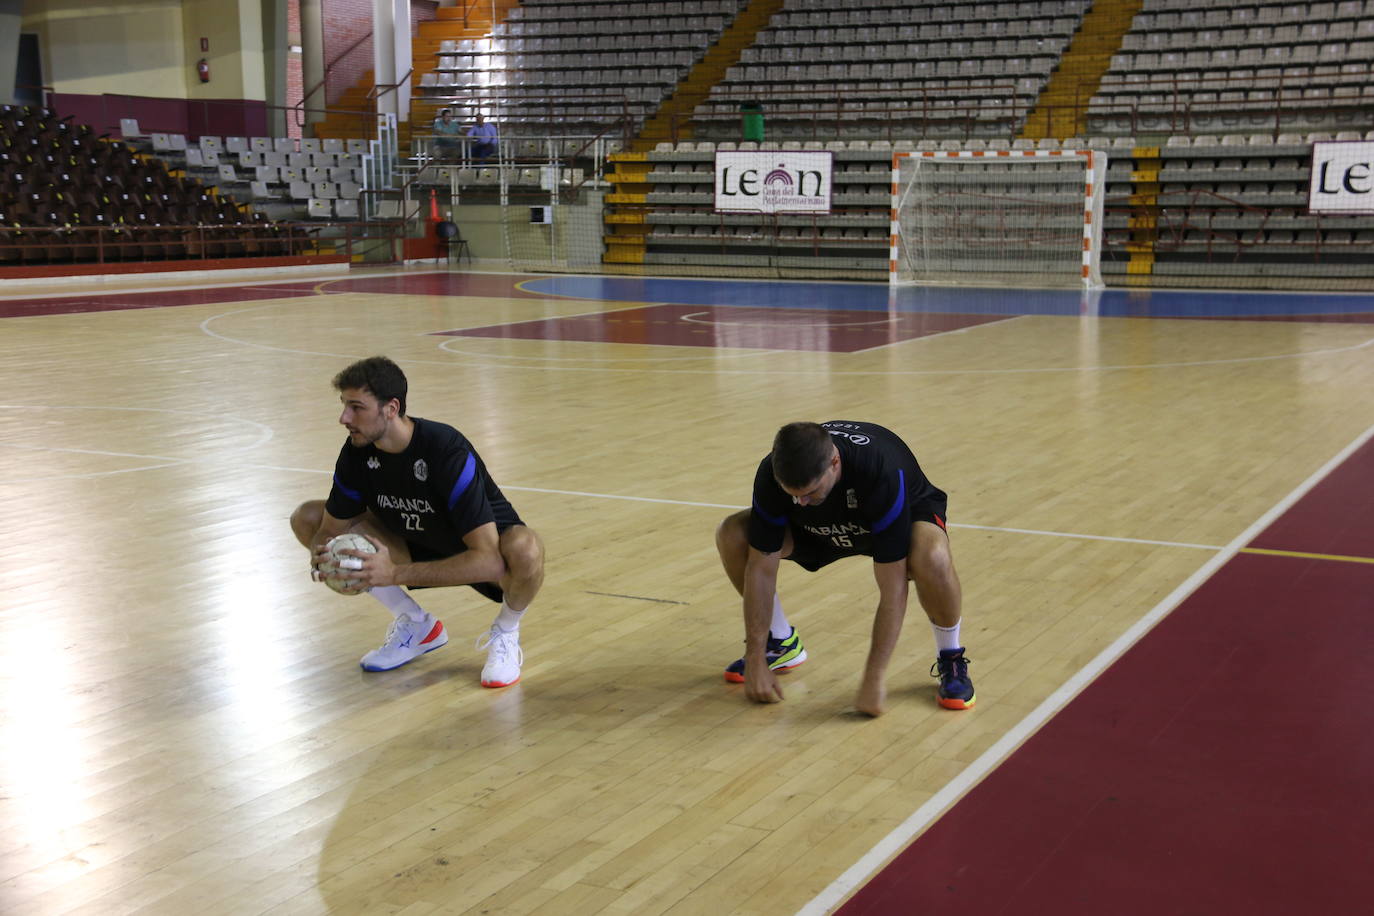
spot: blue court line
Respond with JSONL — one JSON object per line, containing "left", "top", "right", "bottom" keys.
{"left": 518, "top": 276, "right": 1374, "bottom": 319}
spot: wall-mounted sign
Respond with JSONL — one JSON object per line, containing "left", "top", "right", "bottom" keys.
{"left": 714, "top": 150, "right": 833, "bottom": 213}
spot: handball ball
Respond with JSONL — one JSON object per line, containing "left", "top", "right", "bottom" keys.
{"left": 321, "top": 532, "right": 378, "bottom": 594}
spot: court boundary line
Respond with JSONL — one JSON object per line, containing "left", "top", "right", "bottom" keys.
{"left": 238, "top": 465, "right": 1227, "bottom": 553}
{"left": 795, "top": 417, "right": 1374, "bottom": 916}
{"left": 1238, "top": 546, "right": 1374, "bottom": 566}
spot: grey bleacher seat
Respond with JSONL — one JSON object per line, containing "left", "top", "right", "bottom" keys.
{"left": 307, "top": 198, "right": 333, "bottom": 218}
{"left": 289, "top": 180, "right": 312, "bottom": 199}
{"left": 305, "top": 166, "right": 327, "bottom": 183}
{"left": 255, "top": 165, "right": 279, "bottom": 183}
{"left": 239, "top": 150, "right": 261, "bottom": 167}
{"left": 120, "top": 118, "right": 140, "bottom": 137}
{"left": 273, "top": 137, "right": 295, "bottom": 153}
{"left": 334, "top": 198, "right": 360, "bottom": 219}
{"left": 313, "top": 182, "right": 337, "bottom": 199}
{"left": 346, "top": 139, "right": 368, "bottom": 154}
{"left": 250, "top": 136, "right": 271, "bottom": 152}
{"left": 323, "top": 138, "right": 345, "bottom": 154}
{"left": 217, "top": 165, "right": 238, "bottom": 183}
{"left": 250, "top": 180, "right": 276, "bottom": 199}
{"left": 151, "top": 132, "right": 172, "bottom": 150}
{"left": 225, "top": 137, "right": 249, "bottom": 153}
{"left": 337, "top": 181, "right": 361, "bottom": 198}
{"left": 185, "top": 148, "right": 205, "bottom": 167}
{"left": 301, "top": 138, "right": 322, "bottom": 153}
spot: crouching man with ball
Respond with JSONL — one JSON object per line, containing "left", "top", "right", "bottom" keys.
{"left": 290, "top": 356, "right": 544, "bottom": 686}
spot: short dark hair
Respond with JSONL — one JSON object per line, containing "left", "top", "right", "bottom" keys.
{"left": 332, "top": 356, "right": 407, "bottom": 416}
{"left": 771, "top": 422, "right": 835, "bottom": 489}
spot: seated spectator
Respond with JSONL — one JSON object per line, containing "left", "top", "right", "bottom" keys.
{"left": 432, "top": 109, "right": 462, "bottom": 160}
{"left": 467, "top": 112, "right": 499, "bottom": 163}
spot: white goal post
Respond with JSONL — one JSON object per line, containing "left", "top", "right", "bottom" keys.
{"left": 889, "top": 149, "right": 1108, "bottom": 288}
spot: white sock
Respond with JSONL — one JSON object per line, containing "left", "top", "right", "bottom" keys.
{"left": 770, "top": 593, "right": 793, "bottom": 640}
{"left": 932, "top": 620, "right": 962, "bottom": 653}
{"left": 494, "top": 600, "right": 525, "bottom": 633}
{"left": 371, "top": 586, "right": 428, "bottom": 622}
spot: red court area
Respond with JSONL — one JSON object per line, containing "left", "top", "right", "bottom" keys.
{"left": 838, "top": 437, "right": 1374, "bottom": 915}
{"left": 437, "top": 304, "right": 1009, "bottom": 352}
{"left": 0, "top": 273, "right": 551, "bottom": 319}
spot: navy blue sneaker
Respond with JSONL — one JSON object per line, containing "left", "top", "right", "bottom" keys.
{"left": 932, "top": 648, "right": 975, "bottom": 709}
{"left": 724, "top": 627, "right": 808, "bottom": 683}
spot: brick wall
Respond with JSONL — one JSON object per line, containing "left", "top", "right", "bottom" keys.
{"left": 323, "top": 0, "right": 438, "bottom": 107}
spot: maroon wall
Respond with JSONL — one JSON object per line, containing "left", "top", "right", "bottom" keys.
{"left": 50, "top": 93, "right": 268, "bottom": 141}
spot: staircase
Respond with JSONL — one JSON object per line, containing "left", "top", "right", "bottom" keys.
{"left": 1020, "top": 0, "right": 1144, "bottom": 140}
{"left": 406, "top": 0, "right": 520, "bottom": 152}
{"left": 600, "top": 0, "right": 784, "bottom": 266}
{"left": 632, "top": 0, "right": 785, "bottom": 151}
{"left": 312, "top": 0, "right": 519, "bottom": 149}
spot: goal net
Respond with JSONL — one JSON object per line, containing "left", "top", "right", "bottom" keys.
{"left": 890, "top": 149, "right": 1107, "bottom": 288}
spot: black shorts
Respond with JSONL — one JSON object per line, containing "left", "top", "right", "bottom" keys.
{"left": 405, "top": 511, "right": 524, "bottom": 603}
{"left": 784, "top": 502, "right": 948, "bottom": 572}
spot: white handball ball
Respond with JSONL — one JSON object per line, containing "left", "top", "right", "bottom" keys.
{"left": 320, "top": 532, "right": 378, "bottom": 594}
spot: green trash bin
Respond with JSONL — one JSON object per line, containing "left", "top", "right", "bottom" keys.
{"left": 740, "top": 101, "right": 764, "bottom": 142}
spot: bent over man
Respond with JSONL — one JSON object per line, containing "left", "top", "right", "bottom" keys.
{"left": 290, "top": 356, "right": 544, "bottom": 687}
{"left": 715, "top": 420, "right": 974, "bottom": 716}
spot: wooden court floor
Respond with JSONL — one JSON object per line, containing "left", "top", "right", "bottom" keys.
{"left": 2, "top": 267, "right": 1372, "bottom": 915}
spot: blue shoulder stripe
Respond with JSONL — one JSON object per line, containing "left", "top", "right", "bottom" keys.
{"left": 751, "top": 497, "right": 788, "bottom": 527}
{"left": 448, "top": 452, "right": 477, "bottom": 509}
{"left": 332, "top": 473, "right": 362, "bottom": 504}
{"left": 871, "top": 469, "right": 907, "bottom": 533}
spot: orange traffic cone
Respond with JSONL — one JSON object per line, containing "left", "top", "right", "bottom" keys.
{"left": 428, "top": 188, "right": 440, "bottom": 223}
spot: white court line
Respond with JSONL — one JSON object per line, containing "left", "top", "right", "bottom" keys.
{"left": 795, "top": 417, "right": 1374, "bottom": 916}
{"left": 849, "top": 315, "right": 1028, "bottom": 354}
{"left": 952, "top": 522, "right": 1220, "bottom": 551}
{"left": 247, "top": 464, "right": 1228, "bottom": 553}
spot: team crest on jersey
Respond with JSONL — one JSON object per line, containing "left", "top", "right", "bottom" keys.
{"left": 846, "top": 488, "right": 858, "bottom": 508}
{"left": 366, "top": 456, "right": 381, "bottom": 470}
{"left": 414, "top": 459, "right": 428, "bottom": 481}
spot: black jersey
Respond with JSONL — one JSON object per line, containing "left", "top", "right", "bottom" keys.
{"left": 325, "top": 417, "right": 520, "bottom": 557}
{"left": 748, "top": 421, "right": 947, "bottom": 565}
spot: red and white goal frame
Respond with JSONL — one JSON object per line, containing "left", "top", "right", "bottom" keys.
{"left": 889, "top": 148, "right": 1108, "bottom": 289}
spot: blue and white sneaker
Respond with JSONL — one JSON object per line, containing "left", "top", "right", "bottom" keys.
{"left": 360, "top": 614, "right": 448, "bottom": 671}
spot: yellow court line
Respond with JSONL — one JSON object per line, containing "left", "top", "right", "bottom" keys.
{"left": 1239, "top": 547, "right": 1374, "bottom": 566}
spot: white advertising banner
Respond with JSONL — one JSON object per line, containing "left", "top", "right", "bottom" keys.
{"left": 714, "top": 150, "right": 833, "bottom": 213}
{"left": 1308, "top": 141, "right": 1374, "bottom": 213}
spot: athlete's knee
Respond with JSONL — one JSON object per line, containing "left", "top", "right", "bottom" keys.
{"left": 715, "top": 509, "right": 750, "bottom": 555}
{"left": 500, "top": 526, "right": 544, "bottom": 578}
{"left": 289, "top": 500, "right": 325, "bottom": 546}
{"left": 910, "top": 539, "right": 956, "bottom": 587}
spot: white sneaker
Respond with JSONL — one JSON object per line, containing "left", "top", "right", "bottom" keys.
{"left": 360, "top": 614, "right": 448, "bottom": 672}
{"left": 476, "top": 625, "right": 523, "bottom": 688}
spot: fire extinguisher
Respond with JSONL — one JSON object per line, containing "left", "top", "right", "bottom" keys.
{"left": 197, "top": 58, "right": 210, "bottom": 83}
